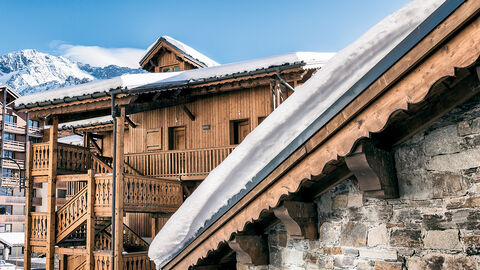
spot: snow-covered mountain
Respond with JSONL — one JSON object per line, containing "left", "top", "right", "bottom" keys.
{"left": 0, "top": 49, "right": 145, "bottom": 95}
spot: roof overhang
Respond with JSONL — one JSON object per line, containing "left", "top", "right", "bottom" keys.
{"left": 162, "top": 0, "right": 480, "bottom": 268}
{"left": 140, "top": 39, "right": 206, "bottom": 70}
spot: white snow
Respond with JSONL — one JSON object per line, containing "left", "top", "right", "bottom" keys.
{"left": 0, "top": 232, "right": 24, "bottom": 247}
{"left": 15, "top": 52, "right": 333, "bottom": 107}
{"left": 58, "top": 135, "right": 84, "bottom": 146}
{"left": 143, "top": 36, "right": 220, "bottom": 67}
{"left": 59, "top": 115, "right": 113, "bottom": 130}
{"left": 148, "top": 0, "right": 445, "bottom": 268}
{"left": 14, "top": 72, "right": 178, "bottom": 107}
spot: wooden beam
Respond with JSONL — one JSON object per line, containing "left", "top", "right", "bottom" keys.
{"left": 24, "top": 142, "right": 33, "bottom": 270}
{"left": 345, "top": 140, "right": 398, "bottom": 199}
{"left": 86, "top": 169, "right": 95, "bottom": 270}
{"left": 46, "top": 117, "right": 58, "bottom": 270}
{"left": 273, "top": 201, "right": 318, "bottom": 240}
{"left": 89, "top": 135, "right": 102, "bottom": 153}
{"left": 182, "top": 105, "right": 195, "bottom": 121}
{"left": 114, "top": 107, "right": 125, "bottom": 270}
{"left": 227, "top": 235, "right": 269, "bottom": 266}
{"left": 125, "top": 115, "right": 137, "bottom": 128}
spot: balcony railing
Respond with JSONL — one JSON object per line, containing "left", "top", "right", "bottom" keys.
{"left": 125, "top": 145, "right": 236, "bottom": 179}
{"left": 92, "top": 251, "right": 154, "bottom": 270}
{"left": 3, "top": 140, "right": 25, "bottom": 152}
{"left": 2, "top": 158, "right": 25, "bottom": 169}
{"left": 32, "top": 142, "right": 92, "bottom": 176}
{"left": 28, "top": 126, "right": 43, "bottom": 137}
{"left": 4, "top": 122, "right": 26, "bottom": 134}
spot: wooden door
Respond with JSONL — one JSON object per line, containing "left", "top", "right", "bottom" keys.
{"left": 237, "top": 121, "right": 249, "bottom": 143}
{"left": 172, "top": 127, "right": 186, "bottom": 150}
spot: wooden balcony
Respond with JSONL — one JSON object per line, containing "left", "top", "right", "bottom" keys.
{"left": 4, "top": 122, "right": 26, "bottom": 134}
{"left": 2, "top": 158, "right": 25, "bottom": 169}
{"left": 32, "top": 142, "right": 91, "bottom": 176}
{"left": 125, "top": 145, "right": 236, "bottom": 180}
{"left": 3, "top": 139, "right": 25, "bottom": 152}
{"left": 93, "top": 251, "right": 154, "bottom": 270}
{"left": 28, "top": 126, "right": 43, "bottom": 137}
{"left": 0, "top": 195, "right": 41, "bottom": 206}
{"left": 0, "top": 214, "right": 25, "bottom": 223}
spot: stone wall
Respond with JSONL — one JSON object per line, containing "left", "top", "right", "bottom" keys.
{"left": 242, "top": 95, "right": 480, "bottom": 269}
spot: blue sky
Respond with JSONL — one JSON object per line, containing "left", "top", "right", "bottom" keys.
{"left": 1, "top": 0, "right": 410, "bottom": 67}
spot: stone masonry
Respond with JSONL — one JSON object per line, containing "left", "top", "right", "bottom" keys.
{"left": 240, "top": 95, "right": 480, "bottom": 269}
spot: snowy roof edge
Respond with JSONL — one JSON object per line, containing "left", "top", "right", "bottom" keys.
{"left": 140, "top": 36, "right": 218, "bottom": 68}
{"left": 162, "top": 0, "right": 465, "bottom": 265}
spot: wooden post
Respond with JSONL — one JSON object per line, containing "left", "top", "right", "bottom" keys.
{"left": 86, "top": 169, "right": 95, "bottom": 270}
{"left": 24, "top": 142, "right": 33, "bottom": 270}
{"left": 151, "top": 216, "right": 158, "bottom": 242}
{"left": 46, "top": 117, "right": 58, "bottom": 270}
{"left": 114, "top": 107, "right": 125, "bottom": 270}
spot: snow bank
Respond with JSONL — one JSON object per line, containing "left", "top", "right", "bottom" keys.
{"left": 148, "top": 0, "right": 445, "bottom": 268}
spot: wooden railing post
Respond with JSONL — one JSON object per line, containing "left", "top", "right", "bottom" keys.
{"left": 86, "top": 169, "right": 95, "bottom": 270}
{"left": 46, "top": 117, "right": 58, "bottom": 270}
{"left": 114, "top": 107, "right": 125, "bottom": 270}
{"left": 24, "top": 142, "right": 33, "bottom": 270}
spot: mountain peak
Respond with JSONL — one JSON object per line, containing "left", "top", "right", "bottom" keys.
{"left": 0, "top": 50, "right": 145, "bottom": 95}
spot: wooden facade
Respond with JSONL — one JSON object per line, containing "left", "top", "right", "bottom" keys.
{"left": 18, "top": 37, "right": 316, "bottom": 269}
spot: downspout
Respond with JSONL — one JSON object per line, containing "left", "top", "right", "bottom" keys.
{"left": 0, "top": 88, "right": 6, "bottom": 185}
{"left": 276, "top": 70, "right": 295, "bottom": 92}
{"left": 110, "top": 93, "right": 117, "bottom": 269}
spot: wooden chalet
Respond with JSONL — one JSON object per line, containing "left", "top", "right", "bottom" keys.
{"left": 15, "top": 36, "right": 332, "bottom": 270}
{"left": 145, "top": 0, "right": 480, "bottom": 269}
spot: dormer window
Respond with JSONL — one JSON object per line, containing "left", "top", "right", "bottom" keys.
{"left": 161, "top": 65, "right": 180, "bottom": 73}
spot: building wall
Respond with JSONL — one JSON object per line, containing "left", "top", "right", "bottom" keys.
{"left": 243, "top": 96, "right": 480, "bottom": 269}
{"left": 102, "top": 86, "right": 273, "bottom": 156}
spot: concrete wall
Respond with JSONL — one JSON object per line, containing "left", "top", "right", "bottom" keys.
{"left": 243, "top": 96, "right": 480, "bottom": 270}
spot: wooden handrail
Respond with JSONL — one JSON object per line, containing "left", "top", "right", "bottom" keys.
{"left": 93, "top": 252, "right": 111, "bottom": 270}
{"left": 123, "top": 252, "right": 155, "bottom": 270}
{"left": 124, "top": 145, "right": 236, "bottom": 178}
{"left": 56, "top": 185, "right": 88, "bottom": 242}
{"left": 31, "top": 212, "right": 48, "bottom": 242}
{"left": 123, "top": 174, "right": 183, "bottom": 212}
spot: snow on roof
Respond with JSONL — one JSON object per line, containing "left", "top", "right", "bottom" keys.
{"left": 148, "top": 0, "right": 445, "bottom": 267}
{"left": 58, "top": 135, "right": 84, "bottom": 146}
{"left": 141, "top": 36, "right": 220, "bottom": 68}
{"left": 0, "top": 232, "right": 24, "bottom": 247}
{"left": 0, "top": 84, "right": 20, "bottom": 99}
{"left": 59, "top": 115, "right": 113, "bottom": 130}
{"left": 14, "top": 72, "right": 178, "bottom": 108}
{"left": 15, "top": 52, "right": 333, "bottom": 108}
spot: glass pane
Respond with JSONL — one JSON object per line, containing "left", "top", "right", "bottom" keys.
{"left": 173, "top": 66, "right": 180, "bottom": 72}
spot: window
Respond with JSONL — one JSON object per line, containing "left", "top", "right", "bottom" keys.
{"left": 230, "top": 119, "right": 250, "bottom": 145}
{"left": 161, "top": 65, "right": 180, "bottom": 73}
{"left": 29, "top": 137, "right": 41, "bottom": 143}
{"left": 4, "top": 115, "right": 16, "bottom": 124}
{"left": 3, "top": 133, "right": 14, "bottom": 141}
{"left": 3, "top": 151, "right": 13, "bottom": 159}
{"left": 28, "top": 120, "right": 39, "bottom": 128}
{"left": 0, "top": 224, "right": 11, "bottom": 232}
{"left": 0, "top": 206, "right": 12, "bottom": 215}
{"left": 258, "top": 116, "right": 267, "bottom": 125}
{"left": 146, "top": 128, "right": 162, "bottom": 151}
{"left": 0, "top": 188, "right": 13, "bottom": 196}
{"left": 2, "top": 169, "right": 13, "bottom": 177}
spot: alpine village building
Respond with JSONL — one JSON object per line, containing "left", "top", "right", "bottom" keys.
{"left": 17, "top": 1, "right": 480, "bottom": 269}
{"left": 16, "top": 36, "right": 332, "bottom": 269}
{"left": 0, "top": 85, "right": 43, "bottom": 258}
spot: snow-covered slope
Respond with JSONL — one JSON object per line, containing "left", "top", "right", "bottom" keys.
{"left": 0, "top": 49, "right": 144, "bottom": 95}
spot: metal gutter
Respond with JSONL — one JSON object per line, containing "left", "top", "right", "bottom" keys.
{"left": 166, "top": 0, "right": 466, "bottom": 265}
